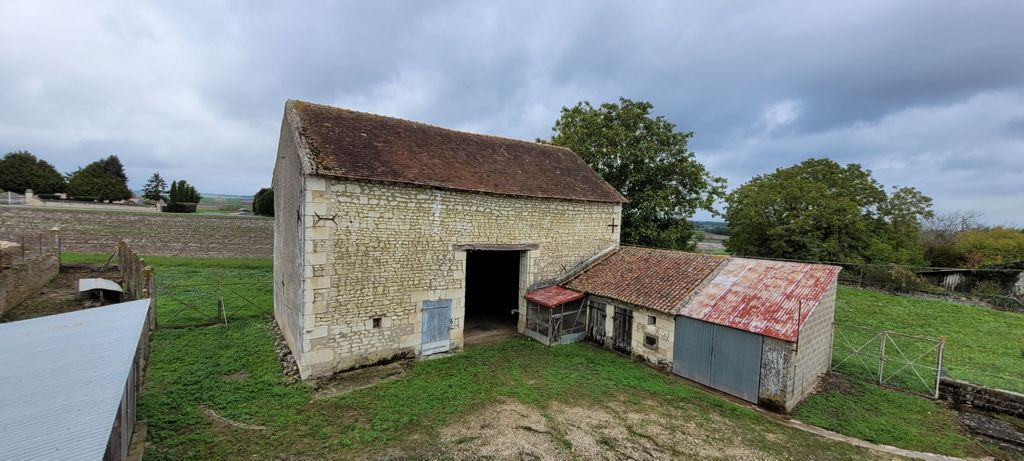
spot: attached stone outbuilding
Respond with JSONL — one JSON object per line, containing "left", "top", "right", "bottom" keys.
{"left": 558, "top": 246, "right": 840, "bottom": 411}
{"left": 272, "top": 100, "right": 625, "bottom": 379}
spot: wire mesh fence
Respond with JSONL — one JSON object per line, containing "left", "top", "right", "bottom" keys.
{"left": 831, "top": 323, "right": 945, "bottom": 398}
{"left": 153, "top": 267, "right": 272, "bottom": 328}
{"left": 0, "top": 232, "right": 59, "bottom": 272}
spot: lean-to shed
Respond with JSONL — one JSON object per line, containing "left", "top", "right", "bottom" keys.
{"left": 673, "top": 257, "right": 841, "bottom": 409}
{"left": 523, "top": 285, "right": 587, "bottom": 345}
{"left": 0, "top": 299, "right": 153, "bottom": 461}
{"left": 563, "top": 247, "right": 729, "bottom": 366}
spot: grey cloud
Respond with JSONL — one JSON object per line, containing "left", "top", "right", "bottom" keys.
{"left": 0, "top": 0, "right": 1021, "bottom": 223}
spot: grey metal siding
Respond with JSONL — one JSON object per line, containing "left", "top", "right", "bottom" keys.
{"left": 673, "top": 316, "right": 713, "bottom": 386}
{"left": 710, "top": 324, "right": 763, "bottom": 403}
{"left": 421, "top": 299, "right": 452, "bottom": 355}
{"left": 672, "top": 316, "right": 763, "bottom": 403}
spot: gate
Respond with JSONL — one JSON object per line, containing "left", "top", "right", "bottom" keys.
{"left": 831, "top": 323, "right": 945, "bottom": 398}
{"left": 421, "top": 299, "right": 452, "bottom": 355}
{"left": 673, "top": 317, "right": 763, "bottom": 403}
{"left": 612, "top": 306, "right": 632, "bottom": 352}
{"left": 586, "top": 300, "right": 606, "bottom": 344}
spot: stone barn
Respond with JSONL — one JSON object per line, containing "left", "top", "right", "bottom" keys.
{"left": 272, "top": 100, "right": 625, "bottom": 379}
{"left": 559, "top": 247, "right": 840, "bottom": 410}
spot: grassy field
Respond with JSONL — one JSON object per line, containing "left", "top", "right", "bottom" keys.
{"left": 793, "top": 375, "right": 1009, "bottom": 459}
{"left": 835, "top": 286, "right": 1024, "bottom": 393}
{"left": 96, "top": 253, "right": 894, "bottom": 460}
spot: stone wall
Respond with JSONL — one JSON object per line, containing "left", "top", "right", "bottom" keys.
{"left": 0, "top": 207, "right": 272, "bottom": 257}
{"left": 272, "top": 111, "right": 306, "bottom": 355}
{"left": 789, "top": 280, "right": 838, "bottom": 407}
{"left": 0, "top": 250, "right": 58, "bottom": 316}
{"left": 586, "top": 296, "right": 675, "bottom": 368}
{"left": 759, "top": 279, "right": 838, "bottom": 412}
{"left": 291, "top": 176, "right": 621, "bottom": 378}
{"left": 940, "top": 378, "right": 1024, "bottom": 418}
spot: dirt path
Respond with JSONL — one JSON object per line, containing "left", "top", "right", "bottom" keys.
{"left": 436, "top": 399, "right": 903, "bottom": 460}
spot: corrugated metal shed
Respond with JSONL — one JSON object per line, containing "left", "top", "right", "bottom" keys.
{"left": 675, "top": 258, "right": 841, "bottom": 342}
{"left": 0, "top": 299, "right": 150, "bottom": 460}
{"left": 524, "top": 286, "right": 584, "bottom": 308}
{"left": 564, "top": 247, "right": 728, "bottom": 313}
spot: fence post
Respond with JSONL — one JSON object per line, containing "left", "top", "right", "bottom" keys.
{"left": 934, "top": 339, "right": 945, "bottom": 399}
{"left": 878, "top": 331, "right": 887, "bottom": 384}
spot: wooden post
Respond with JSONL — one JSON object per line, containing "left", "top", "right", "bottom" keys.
{"left": 878, "top": 331, "right": 887, "bottom": 384}
{"left": 217, "top": 297, "right": 227, "bottom": 325}
{"left": 934, "top": 339, "right": 945, "bottom": 399}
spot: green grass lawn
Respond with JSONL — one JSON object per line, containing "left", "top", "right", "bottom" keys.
{"left": 793, "top": 375, "right": 1017, "bottom": 459}
{"left": 835, "top": 286, "right": 1024, "bottom": 393}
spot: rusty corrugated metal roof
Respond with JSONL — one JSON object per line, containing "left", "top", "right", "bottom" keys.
{"left": 289, "top": 100, "right": 627, "bottom": 203}
{"left": 675, "top": 258, "right": 841, "bottom": 342}
{"left": 524, "top": 286, "right": 585, "bottom": 308}
{"left": 564, "top": 247, "right": 728, "bottom": 313}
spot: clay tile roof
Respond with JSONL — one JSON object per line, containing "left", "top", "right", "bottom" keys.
{"left": 524, "top": 286, "right": 585, "bottom": 308}
{"left": 289, "top": 100, "right": 626, "bottom": 203}
{"left": 563, "top": 247, "right": 728, "bottom": 313}
{"left": 676, "top": 258, "right": 842, "bottom": 342}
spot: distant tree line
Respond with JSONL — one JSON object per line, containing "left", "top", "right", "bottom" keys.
{"left": 0, "top": 150, "right": 206, "bottom": 213}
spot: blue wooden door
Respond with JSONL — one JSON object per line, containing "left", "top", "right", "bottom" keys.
{"left": 421, "top": 299, "right": 451, "bottom": 355}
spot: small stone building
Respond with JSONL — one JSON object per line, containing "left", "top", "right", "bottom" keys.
{"left": 560, "top": 246, "right": 840, "bottom": 410}
{"left": 272, "top": 100, "right": 625, "bottom": 379}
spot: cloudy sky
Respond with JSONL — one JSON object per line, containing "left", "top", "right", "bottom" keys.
{"left": 1, "top": 1, "right": 1021, "bottom": 224}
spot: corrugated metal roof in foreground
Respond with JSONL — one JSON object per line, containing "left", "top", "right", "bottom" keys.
{"left": 0, "top": 299, "right": 150, "bottom": 460}
{"left": 675, "top": 258, "right": 841, "bottom": 342}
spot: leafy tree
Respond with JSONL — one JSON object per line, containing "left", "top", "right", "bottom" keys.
{"left": 724, "top": 158, "right": 933, "bottom": 264}
{"left": 0, "top": 151, "right": 66, "bottom": 194}
{"left": 953, "top": 227, "right": 1024, "bottom": 267}
{"left": 165, "top": 179, "right": 202, "bottom": 212}
{"left": 252, "top": 187, "right": 274, "bottom": 216}
{"left": 66, "top": 157, "right": 132, "bottom": 202}
{"left": 547, "top": 98, "right": 726, "bottom": 249}
{"left": 142, "top": 172, "right": 168, "bottom": 202}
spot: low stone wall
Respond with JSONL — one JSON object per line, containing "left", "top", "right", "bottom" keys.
{"left": 0, "top": 207, "right": 272, "bottom": 258}
{"left": 940, "top": 378, "right": 1024, "bottom": 418}
{"left": 0, "top": 250, "right": 59, "bottom": 316}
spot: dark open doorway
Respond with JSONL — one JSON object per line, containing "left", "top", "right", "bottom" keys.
{"left": 463, "top": 250, "right": 521, "bottom": 346}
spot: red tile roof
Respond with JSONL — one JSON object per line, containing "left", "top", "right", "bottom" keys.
{"left": 675, "top": 258, "right": 841, "bottom": 342}
{"left": 289, "top": 100, "right": 626, "bottom": 203}
{"left": 563, "top": 247, "right": 728, "bottom": 313}
{"left": 524, "top": 286, "right": 585, "bottom": 308}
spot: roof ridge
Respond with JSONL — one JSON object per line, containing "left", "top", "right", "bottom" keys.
{"left": 290, "top": 99, "right": 583, "bottom": 156}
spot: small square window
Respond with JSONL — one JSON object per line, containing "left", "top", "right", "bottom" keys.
{"left": 648, "top": 315, "right": 657, "bottom": 325}
{"left": 643, "top": 333, "right": 658, "bottom": 349}
{"left": 372, "top": 317, "right": 382, "bottom": 329}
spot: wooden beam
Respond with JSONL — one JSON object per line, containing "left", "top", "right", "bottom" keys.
{"left": 452, "top": 243, "right": 539, "bottom": 251}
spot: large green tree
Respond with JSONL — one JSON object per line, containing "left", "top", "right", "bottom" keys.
{"left": 0, "top": 151, "right": 66, "bottom": 194}
{"left": 724, "top": 158, "right": 933, "bottom": 264}
{"left": 66, "top": 155, "right": 132, "bottom": 202}
{"left": 547, "top": 98, "right": 726, "bottom": 249}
